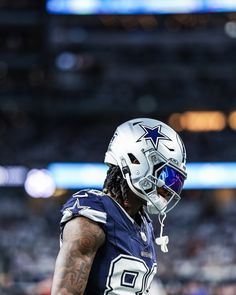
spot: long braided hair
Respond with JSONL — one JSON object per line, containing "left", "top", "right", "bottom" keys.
{"left": 103, "top": 165, "right": 129, "bottom": 205}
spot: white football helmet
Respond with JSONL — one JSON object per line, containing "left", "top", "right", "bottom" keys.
{"left": 104, "top": 118, "right": 187, "bottom": 215}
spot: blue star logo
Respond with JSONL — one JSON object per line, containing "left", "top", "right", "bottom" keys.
{"left": 138, "top": 125, "right": 170, "bottom": 148}
{"left": 61, "top": 198, "right": 90, "bottom": 224}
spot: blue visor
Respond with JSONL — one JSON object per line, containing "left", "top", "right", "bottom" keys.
{"left": 158, "top": 165, "right": 186, "bottom": 195}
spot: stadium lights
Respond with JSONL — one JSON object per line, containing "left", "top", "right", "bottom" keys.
{"left": 47, "top": 162, "right": 236, "bottom": 191}
{"left": 0, "top": 166, "right": 27, "bottom": 186}
{"left": 1, "top": 162, "right": 236, "bottom": 194}
{"left": 181, "top": 111, "right": 226, "bottom": 132}
{"left": 47, "top": 163, "right": 107, "bottom": 189}
{"left": 228, "top": 111, "right": 236, "bottom": 130}
{"left": 24, "top": 169, "right": 56, "bottom": 198}
{"left": 168, "top": 110, "right": 236, "bottom": 132}
{"left": 169, "top": 111, "right": 227, "bottom": 132}
{"left": 184, "top": 163, "right": 236, "bottom": 189}
{"left": 47, "top": 0, "right": 236, "bottom": 15}
{"left": 225, "top": 21, "right": 236, "bottom": 38}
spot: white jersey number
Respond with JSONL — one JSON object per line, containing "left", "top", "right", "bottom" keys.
{"left": 104, "top": 254, "right": 157, "bottom": 295}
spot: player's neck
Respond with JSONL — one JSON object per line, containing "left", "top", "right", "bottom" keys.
{"left": 107, "top": 191, "right": 144, "bottom": 218}
{"left": 123, "top": 193, "right": 144, "bottom": 218}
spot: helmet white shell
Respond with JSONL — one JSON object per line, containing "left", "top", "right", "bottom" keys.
{"left": 105, "top": 118, "right": 187, "bottom": 213}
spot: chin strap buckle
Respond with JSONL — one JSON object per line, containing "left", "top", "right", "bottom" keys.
{"left": 155, "top": 213, "right": 169, "bottom": 253}
{"left": 155, "top": 235, "right": 169, "bottom": 253}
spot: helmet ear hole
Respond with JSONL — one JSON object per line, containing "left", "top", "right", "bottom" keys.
{"left": 128, "top": 153, "right": 140, "bottom": 164}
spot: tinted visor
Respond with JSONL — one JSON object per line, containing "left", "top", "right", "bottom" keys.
{"left": 158, "top": 165, "right": 186, "bottom": 195}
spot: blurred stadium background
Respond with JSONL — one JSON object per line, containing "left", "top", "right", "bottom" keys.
{"left": 1, "top": 0, "right": 236, "bottom": 294}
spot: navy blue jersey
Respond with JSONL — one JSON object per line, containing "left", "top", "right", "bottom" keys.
{"left": 60, "top": 189, "right": 157, "bottom": 295}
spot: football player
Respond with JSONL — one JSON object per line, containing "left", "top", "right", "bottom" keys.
{"left": 51, "top": 118, "right": 187, "bottom": 295}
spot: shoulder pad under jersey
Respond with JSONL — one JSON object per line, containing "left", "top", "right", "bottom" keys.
{"left": 60, "top": 189, "right": 107, "bottom": 226}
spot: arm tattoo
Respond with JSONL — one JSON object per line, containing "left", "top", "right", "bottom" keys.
{"left": 51, "top": 217, "right": 105, "bottom": 295}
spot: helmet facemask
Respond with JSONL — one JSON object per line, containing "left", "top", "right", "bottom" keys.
{"left": 124, "top": 149, "right": 186, "bottom": 215}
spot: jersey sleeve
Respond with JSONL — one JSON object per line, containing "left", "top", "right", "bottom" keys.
{"left": 60, "top": 189, "right": 107, "bottom": 227}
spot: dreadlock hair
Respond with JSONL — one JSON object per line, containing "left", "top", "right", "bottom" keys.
{"left": 103, "top": 165, "right": 129, "bottom": 205}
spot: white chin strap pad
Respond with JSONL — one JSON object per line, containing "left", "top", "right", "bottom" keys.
{"left": 146, "top": 194, "right": 167, "bottom": 214}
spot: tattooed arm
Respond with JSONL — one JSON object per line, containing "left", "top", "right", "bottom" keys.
{"left": 51, "top": 216, "right": 105, "bottom": 295}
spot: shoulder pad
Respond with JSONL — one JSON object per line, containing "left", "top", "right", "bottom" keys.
{"left": 72, "top": 189, "right": 106, "bottom": 198}
{"left": 61, "top": 189, "right": 107, "bottom": 225}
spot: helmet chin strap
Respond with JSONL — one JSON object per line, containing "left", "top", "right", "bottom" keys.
{"left": 155, "top": 213, "right": 169, "bottom": 253}
{"left": 145, "top": 193, "right": 169, "bottom": 253}
{"left": 125, "top": 173, "right": 169, "bottom": 253}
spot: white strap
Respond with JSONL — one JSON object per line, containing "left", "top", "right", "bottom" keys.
{"left": 155, "top": 213, "right": 169, "bottom": 253}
